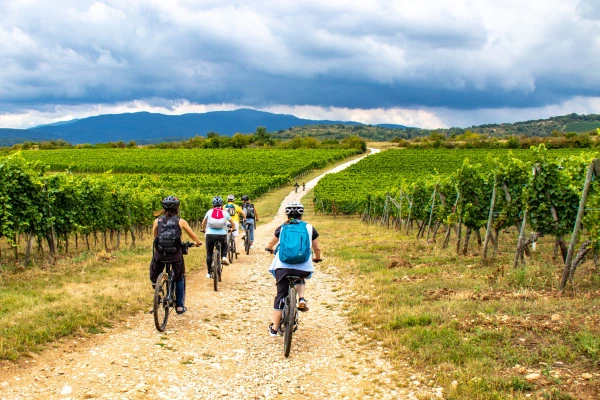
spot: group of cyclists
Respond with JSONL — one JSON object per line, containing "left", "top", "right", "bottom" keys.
{"left": 150, "top": 193, "right": 321, "bottom": 336}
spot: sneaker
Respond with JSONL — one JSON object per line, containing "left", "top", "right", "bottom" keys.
{"left": 298, "top": 298, "right": 309, "bottom": 312}
{"left": 268, "top": 323, "right": 279, "bottom": 337}
{"left": 206, "top": 273, "right": 212, "bottom": 279}
{"left": 222, "top": 257, "right": 229, "bottom": 265}
{"left": 250, "top": 245, "right": 254, "bottom": 249}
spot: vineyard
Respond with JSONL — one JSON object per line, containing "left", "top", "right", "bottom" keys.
{"left": 0, "top": 148, "right": 357, "bottom": 264}
{"left": 314, "top": 146, "right": 600, "bottom": 291}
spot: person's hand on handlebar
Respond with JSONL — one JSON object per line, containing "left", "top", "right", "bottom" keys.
{"left": 194, "top": 241, "right": 202, "bottom": 247}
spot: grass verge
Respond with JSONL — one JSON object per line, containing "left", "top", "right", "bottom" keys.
{"left": 305, "top": 199, "right": 600, "bottom": 399}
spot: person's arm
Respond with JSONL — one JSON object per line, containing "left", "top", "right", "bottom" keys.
{"left": 152, "top": 218, "right": 159, "bottom": 237}
{"left": 237, "top": 205, "right": 246, "bottom": 220}
{"left": 266, "top": 235, "right": 279, "bottom": 251}
{"left": 180, "top": 219, "right": 202, "bottom": 246}
{"left": 312, "top": 238, "right": 322, "bottom": 260}
{"left": 254, "top": 207, "right": 259, "bottom": 222}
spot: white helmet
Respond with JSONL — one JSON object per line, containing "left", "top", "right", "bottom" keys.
{"left": 285, "top": 201, "right": 304, "bottom": 217}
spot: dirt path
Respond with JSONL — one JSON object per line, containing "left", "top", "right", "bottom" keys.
{"left": 0, "top": 150, "right": 443, "bottom": 400}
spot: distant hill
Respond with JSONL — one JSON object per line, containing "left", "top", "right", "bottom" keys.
{"left": 0, "top": 129, "right": 60, "bottom": 147}
{"left": 0, "top": 109, "right": 407, "bottom": 145}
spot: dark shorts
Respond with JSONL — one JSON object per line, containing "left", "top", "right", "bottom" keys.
{"left": 150, "top": 249, "right": 185, "bottom": 283}
{"left": 273, "top": 268, "right": 312, "bottom": 310}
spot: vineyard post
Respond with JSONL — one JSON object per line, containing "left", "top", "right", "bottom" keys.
{"left": 405, "top": 197, "right": 413, "bottom": 235}
{"left": 558, "top": 159, "right": 597, "bottom": 293}
{"left": 426, "top": 185, "right": 438, "bottom": 242}
{"left": 399, "top": 190, "right": 403, "bottom": 230}
{"left": 482, "top": 176, "right": 497, "bottom": 259}
{"left": 455, "top": 198, "right": 464, "bottom": 255}
{"left": 126, "top": 207, "right": 136, "bottom": 247}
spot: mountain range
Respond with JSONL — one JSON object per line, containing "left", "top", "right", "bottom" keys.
{"left": 0, "top": 108, "right": 407, "bottom": 146}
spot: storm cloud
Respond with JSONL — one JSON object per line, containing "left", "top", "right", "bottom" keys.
{"left": 1, "top": 0, "right": 599, "bottom": 128}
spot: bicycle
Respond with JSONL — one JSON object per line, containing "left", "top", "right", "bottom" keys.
{"left": 212, "top": 240, "right": 224, "bottom": 292}
{"left": 242, "top": 220, "right": 251, "bottom": 255}
{"left": 153, "top": 241, "right": 196, "bottom": 332}
{"left": 266, "top": 249, "right": 321, "bottom": 357}
{"left": 227, "top": 228, "right": 237, "bottom": 263}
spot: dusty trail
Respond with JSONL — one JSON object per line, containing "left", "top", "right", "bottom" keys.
{"left": 0, "top": 150, "right": 442, "bottom": 399}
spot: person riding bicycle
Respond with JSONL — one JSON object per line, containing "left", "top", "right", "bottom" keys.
{"left": 241, "top": 195, "right": 259, "bottom": 249}
{"left": 294, "top": 182, "right": 299, "bottom": 193}
{"left": 223, "top": 194, "right": 246, "bottom": 256}
{"left": 202, "top": 196, "right": 232, "bottom": 278}
{"left": 265, "top": 201, "right": 322, "bottom": 337}
{"left": 150, "top": 196, "right": 202, "bottom": 315}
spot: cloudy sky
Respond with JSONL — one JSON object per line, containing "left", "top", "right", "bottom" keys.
{"left": 1, "top": 0, "right": 600, "bottom": 129}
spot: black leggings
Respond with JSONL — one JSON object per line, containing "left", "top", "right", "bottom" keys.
{"left": 273, "top": 268, "right": 311, "bottom": 310}
{"left": 205, "top": 234, "right": 228, "bottom": 272}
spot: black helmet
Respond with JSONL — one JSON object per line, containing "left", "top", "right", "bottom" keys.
{"left": 212, "top": 196, "right": 224, "bottom": 206}
{"left": 162, "top": 196, "right": 180, "bottom": 211}
{"left": 241, "top": 195, "right": 249, "bottom": 201}
{"left": 285, "top": 201, "right": 304, "bottom": 218}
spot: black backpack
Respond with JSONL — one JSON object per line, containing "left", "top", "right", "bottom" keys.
{"left": 157, "top": 215, "right": 181, "bottom": 253}
{"left": 243, "top": 203, "right": 255, "bottom": 218}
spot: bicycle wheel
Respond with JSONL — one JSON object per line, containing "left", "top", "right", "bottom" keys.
{"left": 283, "top": 287, "right": 297, "bottom": 358}
{"left": 244, "top": 227, "right": 250, "bottom": 255}
{"left": 213, "top": 251, "right": 220, "bottom": 291}
{"left": 227, "top": 236, "right": 234, "bottom": 263}
{"left": 153, "top": 272, "right": 170, "bottom": 332}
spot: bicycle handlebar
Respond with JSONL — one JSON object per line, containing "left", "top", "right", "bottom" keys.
{"left": 182, "top": 241, "right": 201, "bottom": 248}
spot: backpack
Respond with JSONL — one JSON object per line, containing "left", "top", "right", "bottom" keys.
{"left": 207, "top": 208, "right": 227, "bottom": 229}
{"left": 278, "top": 220, "right": 312, "bottom": 264}
{"left": 157, "top": 215, "right": 181, "bottom": 253}
{"left": 243, "top": 203, "right": 255, "bottom": 218}
{"left": 224, "top": 203, "right": 236, "bottom": 216}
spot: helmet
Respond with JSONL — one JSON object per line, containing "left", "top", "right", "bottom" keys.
{"left": 162, "top": 196, "right": 180, "bottom": 211}
{"left": 227, "top": 194, "right": 235, "bottom": 202}
{"left": 241, "top": 195, "right": 249, "bottom": 201}
{"left": 212, "top": 196, "right": 224, "bottom": 206}
{"left": 285, "top": 201, "right": 304, "bottom": 217}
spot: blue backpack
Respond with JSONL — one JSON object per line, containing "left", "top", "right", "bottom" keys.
{"left": 278, "top": 220, "right": 312, "bottom": 264}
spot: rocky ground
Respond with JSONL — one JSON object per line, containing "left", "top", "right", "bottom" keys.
{"left": 0, "top": 153, "right": 443, "bottom": 399}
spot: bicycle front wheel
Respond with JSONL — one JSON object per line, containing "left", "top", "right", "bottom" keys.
{"left": 283, "top": 287, "right": 297, "bottom": 358}
{"left": 153, "top": 272, "right": 171, "bottom": 332}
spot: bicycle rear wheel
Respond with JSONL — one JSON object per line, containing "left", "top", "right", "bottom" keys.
{"left": 228, "top": 236, "right": 234, "bottom": 263}
{"left": 244, "top": 229, "right": 250, "bottom": 255}
{"left": 213, "top": 252, "right": 220, "bottom": 291}
{"left": 283, "top": 287, "right": 297, "bottom": 358}
{"left": 153, "top": 272, "right": 170, "bottom": 332}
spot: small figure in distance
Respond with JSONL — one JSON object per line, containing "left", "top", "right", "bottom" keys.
{"left": 202, "top": 196, "right": 233, "bottom": 278}
{"left": 264, "top": 201, "right": 322, "bottom": 337}
{"left": 302, "top": 182, "right": 306, "bottom": 191}
{"left": 151, "top": 196, "right": 202, "bottom": 315}
{"left": 294, "top": 181, "right": 299, "bottom": 193}
{"left": 241, "top": 195, "right": 259, "bottom": 249}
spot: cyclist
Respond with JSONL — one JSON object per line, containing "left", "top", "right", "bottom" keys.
{"left": 241, "top": 195, "right": 259, "bottom": 249}
{"left": 202, "top": 196, "right": 232, "bottom": 278}
{"left": 294, "top": 182, "right": 299, "bottom": 193}
{"left": 150, "top": 196, "right": 202, "bottom": 315}
{"left": 223, "top": 194, "right": 246, "bottom": 256}
{"left": 265, "top": 201, "right": 322, "bottom": 337}
{"left": 302, "top": 182, "right": 306, "bottom": 191}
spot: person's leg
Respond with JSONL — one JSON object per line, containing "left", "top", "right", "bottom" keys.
{"left": 247, "top": 218, "right": 255, "bottom": 244}
{"left": 173, "top": 256, "right": 186, "bottom": 310}
{"left": 205, "top": 235, "right": 216, "bottom": 274}
{"left": 233, "top": 221, "right": 240, "bottom": 254}
{"left": 271, "top": 269, "right": 290, "bottom": 333}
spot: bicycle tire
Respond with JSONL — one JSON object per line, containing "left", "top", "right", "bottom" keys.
{"left": 213, "top": 251, "right": 220, "bottom": 291}
{"left": 283, "top": 287, "right": 297, "bottom": 357}
{"left": 153, "top": 272, "right": 170, "bottom": 332}
{"left": 244, "top": 228, "right": 250, "bottom": 255}
{"left": 228, "top": 236, "right": 234, "bottom": 263}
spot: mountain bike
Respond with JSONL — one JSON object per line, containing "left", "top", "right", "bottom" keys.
{"left": 212, "top": 240, "right": 224, "bottom": 291}
{"left": 227, "top": 228, "right": 237, "bottom": 263}
{"left": 243, "top": 220, "right": 251, "bottom": 255}
{"left": 153, "top": 241, "right": 196, "bottom": 332}
{"left": 267, "top": 254, "right": 322, "bottom": 358}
